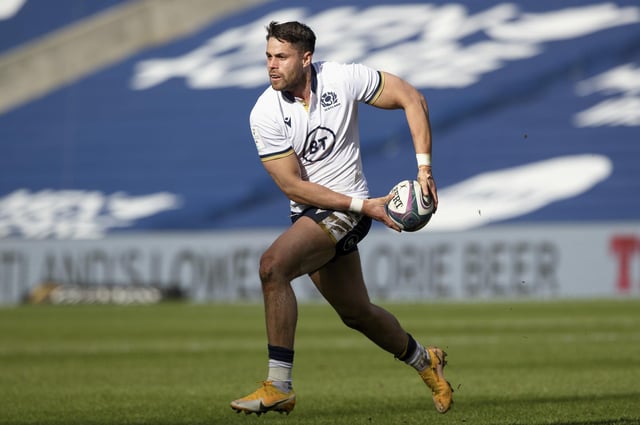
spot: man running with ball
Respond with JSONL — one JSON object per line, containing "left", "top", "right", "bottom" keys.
{"left": 231, "top": 20, "right": 452, "bottom": 416}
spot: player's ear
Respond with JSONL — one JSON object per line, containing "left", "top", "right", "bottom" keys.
{"left": 302, "top": 51, "right": 312, "bottom": 67}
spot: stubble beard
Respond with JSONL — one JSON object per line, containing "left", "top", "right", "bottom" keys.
{"left": 271, "top": 70, "right": 305, "bottom": 94}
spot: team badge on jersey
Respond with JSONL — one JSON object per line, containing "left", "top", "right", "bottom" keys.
{"left": 320, "top": 91, "right": 340, "bottom": 110}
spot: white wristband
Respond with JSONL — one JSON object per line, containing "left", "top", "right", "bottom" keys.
{"left": 416, "top": 153, "right": 431, "bottom": 167}
{"left": 349, "top": 197, "right": 364, "bottom": 213}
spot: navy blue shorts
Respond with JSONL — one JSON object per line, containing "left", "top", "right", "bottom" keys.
{"left": 291, "top": 207, "right": 372, "bottom": 257}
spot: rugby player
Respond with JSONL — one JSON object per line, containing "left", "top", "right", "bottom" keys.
{"left": 230, "top": 21, "right": 452, "bottom": 416}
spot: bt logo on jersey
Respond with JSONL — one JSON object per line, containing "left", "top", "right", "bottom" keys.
{"left": 303, "top": 126, "right": 336, "bottom": 163}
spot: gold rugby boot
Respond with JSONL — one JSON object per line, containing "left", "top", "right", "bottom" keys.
{"left": 230, "top": 381, "right": 295, "bottom": 416}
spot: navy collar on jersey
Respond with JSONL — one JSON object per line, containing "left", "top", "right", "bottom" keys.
{"left": 281, "top": 64, "right": 318, "bottom": 103}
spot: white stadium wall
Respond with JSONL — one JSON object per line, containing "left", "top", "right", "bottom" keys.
{"left": 1, "top": 223, "right": 639, "bottom": 305}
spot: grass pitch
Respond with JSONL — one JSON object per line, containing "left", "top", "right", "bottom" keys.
{"left": 1, "top": 299, "right": 639, "bottom": 425}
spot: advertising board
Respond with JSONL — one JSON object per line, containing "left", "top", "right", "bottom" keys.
{"left": 1, "top": 224, "right": 638, "bottom": 305}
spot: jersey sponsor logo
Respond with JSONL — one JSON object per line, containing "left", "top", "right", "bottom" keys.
{"left": 302, "top": 126, "right": 336, "bottom": 163}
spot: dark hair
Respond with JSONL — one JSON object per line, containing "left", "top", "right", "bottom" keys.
{"left": 266, "top": 21, "right": 316, "bottom": 54}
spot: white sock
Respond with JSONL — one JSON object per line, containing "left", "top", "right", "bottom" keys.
{"left": 405, "top": 343, "right": 430, "bottom": 372}
{"left": 267, "top": 359, "right": 293, "bottom": 392}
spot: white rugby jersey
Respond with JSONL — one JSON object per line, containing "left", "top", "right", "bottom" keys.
{"left": 250, "top": 61, "right": 385, "bottom": 214}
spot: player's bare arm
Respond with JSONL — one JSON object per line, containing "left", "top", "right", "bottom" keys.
{"left": 371, "top": 72, "right": 438, "bottom": 210}
{"left": 262, "top": 153, "right": 400, "bottom": 230}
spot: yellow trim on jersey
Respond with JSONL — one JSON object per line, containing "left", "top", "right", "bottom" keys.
{"left": 260, "top": 147, "right": 295, "bottom": 162}
{"left": 366, "top": 71, "right": 385, "bottom": 105}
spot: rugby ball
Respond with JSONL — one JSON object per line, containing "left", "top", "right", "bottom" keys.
{"left": 384, "top": 180, "right": 434, "bottom": 232}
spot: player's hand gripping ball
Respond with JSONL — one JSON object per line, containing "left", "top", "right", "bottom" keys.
{"left": 384, "top": 180, "right": 434, "bottom": 232}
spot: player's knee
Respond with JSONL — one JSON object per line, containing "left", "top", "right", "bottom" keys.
{"left": 341, "top": 315, "right": 362, "bottom": 331}
{"left": 258, "top": 254, "right": 276, "bottom": 284}
{"left": 258, "top": 252, "right": 287, "bottom": 287}
{"left": 339, "top": 305, "right": 373, "bottom": 331}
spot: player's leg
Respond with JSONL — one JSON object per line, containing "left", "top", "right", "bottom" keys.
{"left": 310, "top": 252, "right": 453, "bottom": 413}
{"left": 259, "top": 215, "right": 336, "bottom": 348}
{"left": 310, "top": 251, "right": 407, "bottom": 354}
{"left": 231, "top": 216, "right": 336, "bottom": 416}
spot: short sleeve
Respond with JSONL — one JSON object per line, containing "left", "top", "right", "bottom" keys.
{"left": 340, "top": 63, "right": 385, "bottom": 105}
{"left": 250, "top": 99, "right": 293, "bottom": 162}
